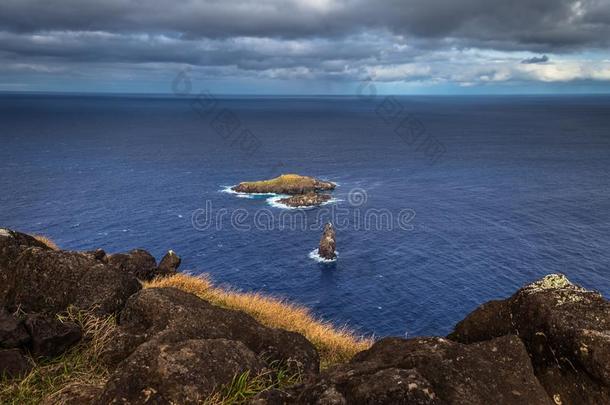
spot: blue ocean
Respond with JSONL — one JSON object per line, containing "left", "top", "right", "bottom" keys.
{"left": 1, "top": 93, "right": 609, "bottom": 338}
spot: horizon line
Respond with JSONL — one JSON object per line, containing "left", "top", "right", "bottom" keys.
{"left": 2, "top": 90, "right": 610, "bottom": 98}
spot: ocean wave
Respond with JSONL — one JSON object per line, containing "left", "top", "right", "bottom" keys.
{"left": 266, "top": 195, "right": 301, "bottom": 209}
{"left": 309, "top": 248, "right": 338, "bottom": 263}
{"left": 220, "top": 185, "right": 280, "bottom": 199}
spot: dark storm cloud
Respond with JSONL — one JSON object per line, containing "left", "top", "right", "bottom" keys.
{"left": 1, "top": 0, "right": 609, "bottom": 91}
{"left": 0, "top": 0, "right": 609, "bottom": 50}
{"left": 375, "top": 0, "right": 610, "bottom": 51}
{"left": 521, "top": 55, "right": 550, "bottom": 64}
{"left": 0, "top": 30, "right": 401, "bottom": 70}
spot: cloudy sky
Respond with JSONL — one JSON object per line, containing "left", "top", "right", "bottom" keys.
{"left": 1, "top": 0, "right": 610, "bottom": 94}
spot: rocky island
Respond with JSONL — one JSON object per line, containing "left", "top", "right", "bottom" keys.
{"left": 2, "top": 227, "right": 610, "bottom": 404}
{"left": 232, "top": 174, "right": 335, "bottom": 207}
{"left": 277, "top": 192, "right": 331, "bottom": 208}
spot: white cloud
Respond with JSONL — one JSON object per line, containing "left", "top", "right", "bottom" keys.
{"left": 367, "top": 64, "right": 431, "bottom": 81}
{"left": 518, "top": 61, "right": 610, "bottom": 82}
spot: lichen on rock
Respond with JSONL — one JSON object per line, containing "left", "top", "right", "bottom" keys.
{"left": 523, "top": 274, "right": 585, "bottom": 294}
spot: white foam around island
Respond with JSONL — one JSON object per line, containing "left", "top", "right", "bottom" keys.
{"left": 309, "top": 248, "right": 338, "bottom": 263}
{"left": 221, "top": 185, "right": 341, "bottom": 209}
{"left": 220, "top": 185, "right": 243, "bottom": 195}
{"left": 266, "top": 195, "right": 299, "bottom": 209}
{"left": 220, "top": 185, "right": 281, "bottom": 199}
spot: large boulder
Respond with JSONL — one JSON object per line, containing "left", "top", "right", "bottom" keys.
{"left": 449, "top": 274, "right": 610, "bottom": 404}
{"left": 107, "top": 249, "right": 159, "bottom": 281}
{"left": 107, "top": 248, "right": 181, "bottom": 280}
{"left": 99, "top": 338, "right": 264, "bottom": 404}
{"left": 104, "top": 287, "right": 319, "bottom": 374}
{"left": 0, "top": 228, "right": 141, "bottom": 316}
{"left": 256, "top": 335, "right": 551, "bottom": 405}
{"left": 447, "top": 299, "right": 512, "bottom": 344}
{"left": 99, "top": 287, "right": 319, "bottom": 403}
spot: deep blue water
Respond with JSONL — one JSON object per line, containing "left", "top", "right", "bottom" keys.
{"left": 1, "top": 94, "right": 609, "bottom": 338}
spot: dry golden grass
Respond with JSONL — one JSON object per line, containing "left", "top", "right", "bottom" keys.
{"left": 32, "top": 235, "right": 59, "bottom": 250}
{"left": 144, "top": 273, "right": 373, "bottom": 368}
{"left": 241, "top": 174, "right": 310, "bottom": 187}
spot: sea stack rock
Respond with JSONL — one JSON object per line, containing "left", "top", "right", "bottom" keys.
{"left": 318, "top": 223, "right": 336, "bottom": 260}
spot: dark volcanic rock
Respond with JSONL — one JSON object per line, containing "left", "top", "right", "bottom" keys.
{"left": 318, "top": 223, "right": 336, "bottom": 260}
{"left": 99, "top": 338, "right": 264, "bottom": 404}
{"left": 99, "top": 329, "right": 148, "bottom": 367}
{"left": 7, "top": 226, "right": 610, "bottom": 405}
{"left": 0, "top": 308, "right": 30, "bottom": 349}
{"left": 105, "top": 287, "right": 319, "bottom": 375}
{"left": 24, "top": 314, "right": 82, "bottom": 358}
{"left": 86, "top": 248, "right": 107, "bottom": 262}
{"left": 449, "top": 274, "right": 610, "bottom": 404}
{"left": 0, "top": 228, "right": 141, "bottom": 316}
{"left": 348, "top": 336, "right": 551, "bottom": 404}
{"left": 107, "top": 249, "right": 159, "bottom": 281}
{"left": 99, "top": 287, "right": 319, "bottom": 403}
{"left": 448, "top": 299, "right": 512, "bottom": 344}
{"left": 0, "top": 348, "right": 31, "bottom": 378}
{"left": 259, "top": 335, "right": 551, "bottom": 405}
{"left": 278, "top": 192, "right": 331, "bottom": 208}
{"left": 1, "top": 228, "right": 49, "bottom": 305}
{"left": 341, "top": 368, "right": 443, "bottom": 405}
{"left": 0, "top": 228, "right": 49, "bottom": 250}
{"left": 232, "top": 174, "right": 336, "bottom": 195}
{"left": 108, "top": 248, "right": 181, "bottom": 280}
{"left": 157, "top": 250, "right": 181, "bottom": 276}
{"left": 7, "top": 252, "right": 139, "bottom": 316}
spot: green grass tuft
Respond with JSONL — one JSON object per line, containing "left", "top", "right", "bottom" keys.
{"left": 204, "top": 361, "right": 302, "bottom": 405}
